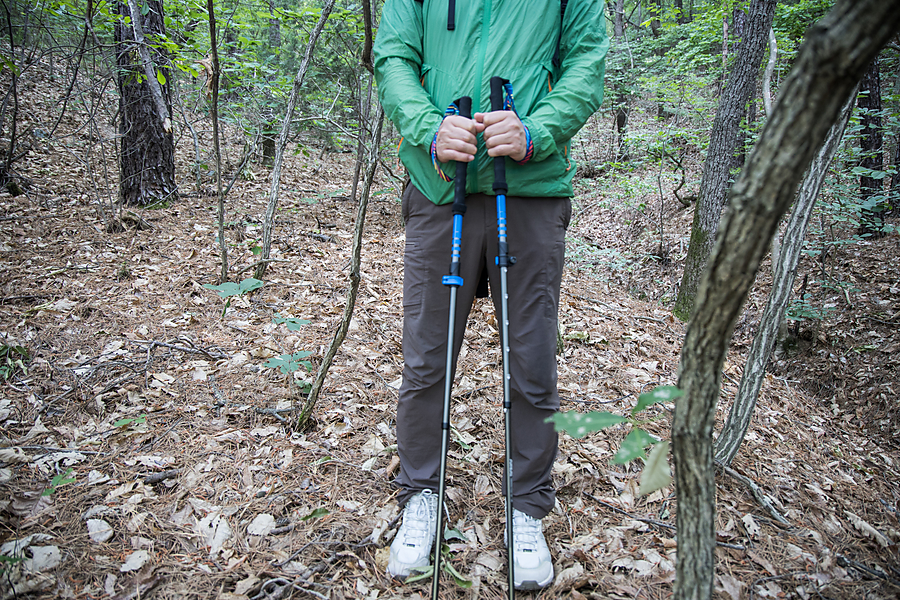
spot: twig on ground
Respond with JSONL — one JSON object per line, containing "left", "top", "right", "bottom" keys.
{"left": 144, "top": 468, "right": 182, "bottom": 485}
{"left": 130, "top": 339, "right": 228, "bottom": 360}
{"left": 270, "top": 523, "right": 297, "bottom": 535}
{"left": 257, "top": 407, "right": 289, "bottom": 423}
{"left": 634, "top": 315, "right": 667, "bottom": 324}
{"left": 20, "top": 445, "right": 100, "bottom": 455}
{"left": 716, "top": 461, "right": 791, "bottom": 526}
{"left": 836, "top": 553, "right": 900, "bottom": 587}
{"left": 585, "top": 492, "right": 746, "bottom": 550}
{"left": 235, "top": 258, "right": 289, "bottom": 277}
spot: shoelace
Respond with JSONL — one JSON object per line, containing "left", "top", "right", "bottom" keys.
{"left": 402, "top": 493, "right": 435, "bottom": 547}
{"left": 512, "top": 511, "right": 542, "bottom": 552}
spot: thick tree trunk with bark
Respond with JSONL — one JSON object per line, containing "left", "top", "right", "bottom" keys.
{"left": 715, "top": 92, "right": 855, "bottom": 467}
{"left": 115, "top": 0, "right": 176, "bottom": 207}
{"left": 673, "top": 0, "right": 777, "bottom": 321}
{"left": 858, "top": 58, "right": 884, "bottom": 236}
{"left": 673, "top": 3, "right": 900, "bottom": 600}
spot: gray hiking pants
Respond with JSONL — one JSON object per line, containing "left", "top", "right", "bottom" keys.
{"left": 395, "top": 184, "right": 570, "bottom": 519}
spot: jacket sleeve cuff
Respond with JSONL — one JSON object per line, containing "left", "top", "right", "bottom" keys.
{"left": 521, "top": 116, "right": 554, "bottom": 163}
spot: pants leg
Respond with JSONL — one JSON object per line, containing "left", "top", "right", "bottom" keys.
{"left": 395, "top": 185, "right": 486, "bottom": 506}
{"left": 483, "top": 195, "right": 570, "bottom": 519}
{"left": 395, "top": 184, "right": 570, "bottom": 520}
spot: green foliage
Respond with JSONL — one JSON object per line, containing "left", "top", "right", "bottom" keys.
{"left": 546, "top": 386, "right": 683, "bottom": 495}
{"left": 264, "top": 351, "right": 313, "bottom": 376}
{"left": 42, "top": 467, "right": 76, "bottom": 497}
{"left": 113, "top": 414, "right": 148, "bottom": 428}
{"left": 266, "top": 313, "right": 313, "bottom": 394}
{"left": 404, "top": 544, "right": 473, "bottom": 589}
{"left": 300, "top": 506, "right": 330, "bottom": 521}
{"left": 204, "top": 277, "right": 264, "bottom": 315}
{"left": 0, "top": 345, "right": 29, "bottom": 380}
{"left": 274, "top": 313, "right": 311, "bottom": 331}
{"left": 0, "top": 555, "right": 26, "bottom": 572}
{"left": 786, "top": 297, "right": 832, "bottom": 322}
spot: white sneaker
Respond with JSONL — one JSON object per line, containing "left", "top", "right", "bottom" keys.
{"left": 508, "top": 508, "right": 554, "bottom": 590}
{"left": 388, "top": 490, "right": 438, "bottom": 578}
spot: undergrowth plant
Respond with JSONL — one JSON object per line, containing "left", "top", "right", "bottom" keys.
{"left": 203, "top": 277, "right": 264, "bottom": 316}
{"left": 0, "top": 345, "right": 29, "bottom": 381}
{"left": 42, "top": 467, "right": 76, "bottom": 497}
{"left": 546, "top": 385, "right": 683, "bottom": 496}
{"left": 264, "top": 313, "right": 313, "bottom": 395}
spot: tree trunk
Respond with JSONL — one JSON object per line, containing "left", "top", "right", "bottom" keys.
{"left": 674, "top": 0, "right": 687, "bottom": 25}
{"left": 858, "top": 58, "right": 884, "bottom": 236}
{"left": 115, "top": 0, "right": 176, "bottom": 207}
{"left": 673, "top": 0, "right": 777, "bottom": 321}
{"left": 256, "top": 0, "right": 337, "bottom": 281}
{"left": 650, "top": 0, "right": 661, "bottom": 38}
{"left": 206, "top": 0, "right": 227, "bottom": 283}
{"left": 614, "top": 0, "right": 624, "bottom": 38}
{"left": 612, "top": 0, "right": 628, "bottom": 161}
{"left": 715, "top": 91, "right": 855, "bottom": 467}
{"left": 673, "top": 3, "right": 900, "bottom": 600}
{"left": 297, "top": 106, "right": 384, "bottom": 429}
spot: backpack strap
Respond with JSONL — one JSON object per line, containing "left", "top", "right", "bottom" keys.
{"left": 552, "top": 0, "right": 569, "bottom": 67}
{"left": 414, "top": 0, "right": 455, "bottom": 30}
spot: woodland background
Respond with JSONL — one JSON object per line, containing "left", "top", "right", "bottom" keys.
{"left": 0, "top": 0, "right": 898, "bottom": 599}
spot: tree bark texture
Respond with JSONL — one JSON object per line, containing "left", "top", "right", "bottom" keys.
{"left": 673, "top": 0, "right": 777, "bottom": 321}
{"left": 857, "top": 58, "right": 884, "bottom": 236}
{"left": 714, "top": 91, "right": 855, "bottom": 467}
{"left": 115, "top": 0, "right": 176, "bottom": 207}
{"left": 613, "top": 0, "right": 624, "bottom": 39}
{"left": 256, "top": 0, "right": 337, "bottom": 280}
{"left": 673, "top": 2, "right": 900, "bottom": 600}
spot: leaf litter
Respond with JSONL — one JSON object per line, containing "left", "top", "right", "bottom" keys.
{"left": 0, "top": 63, "right": 898, "bottom": 600}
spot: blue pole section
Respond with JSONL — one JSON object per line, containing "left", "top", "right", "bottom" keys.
{"left": 432, "top": 95, "right": 471, "bottom": 600}
{"left": 490, "top": 75, "right": 515, "bottom": 600}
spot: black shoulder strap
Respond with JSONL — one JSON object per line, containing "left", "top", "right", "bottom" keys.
{"left": 414, "top": 0, "right": 455, "bottom": 30}
{"left": 415, "top": 1, "right": 564, "bottom": 45}
{"left": 553, "top": 0, "right": 569, "bottom": 68}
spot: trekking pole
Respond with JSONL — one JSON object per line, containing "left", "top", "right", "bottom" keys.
{"left": 490, "top": 75, "right": 516, "bottom": 600}
{"left": 432, "top": 95, "right": 472, "bottom": 600}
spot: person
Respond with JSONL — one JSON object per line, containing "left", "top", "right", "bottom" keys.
{"left": 373, "top": 0, "right": 608, "bottom": 590}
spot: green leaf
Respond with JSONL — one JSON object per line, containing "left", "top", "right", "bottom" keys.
{"left": 140, "top": 1, "right": 150, "bottom": 16}
{"left": 42, "top": 467, "right": 75, "bottom": 496}
{"left": 311, "top": 456, "right": 332, "bottom": 466}
{"left": 274, "top": 313, "right": 311, "bottom": 331}
{"left": 444, "top": 527, "right": 466, "bottom": 541}
{"left": 203, "top": 277, "right": 263, "bottom": 299}
{"left": 443, "top": 559, "right": 473, "bottom": 588}
{"left": 264, "top": 351, "right": 314, "bottom": 375}
{"left": 545, "top": 411, "right": 626, "bottom": 439}
{"left": 633, "top": 385, "right": 683, "bottom": 414}
{"left": 300, "top": 507, "right": 329, "bottom": 521}
{"left": 404, "top": 565, "right": 433, "bottom": 583}
{"left": 156, "top": 69, "right": 166, "bottom": 85}
{"left": 113, "top": 414, "right": 147, "bottom": 427}
{"left": 639, "top": 440, "right": 672, "bottom": 495}
{"left": 614, "top": 429, "right": 658, "bottom": 464}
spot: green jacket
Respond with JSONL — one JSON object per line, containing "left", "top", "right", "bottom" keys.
{"left": 373, "top": 0, "right": 609, "bottom": 205}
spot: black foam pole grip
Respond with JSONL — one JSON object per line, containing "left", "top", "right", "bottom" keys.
{"left": 452, "top": 96, "right": 472, "bottom": 216}
{"left": 489, "top": 77, "right": 508, "bottom": 195}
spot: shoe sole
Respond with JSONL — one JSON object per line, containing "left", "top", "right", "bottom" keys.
{"left": 515, "top": 570, "right": 554, "bottom": 591}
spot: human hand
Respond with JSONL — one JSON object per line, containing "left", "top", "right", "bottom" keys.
{"left": 435, "top": 115, "right": 481, "bottom": 163}
{"left": 474, "top": 110, "right": 526, "bottom": 162}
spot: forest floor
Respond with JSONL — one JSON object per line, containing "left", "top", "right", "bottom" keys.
{"left": 1, "top": 65, "right": 899, "bottom": 600}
